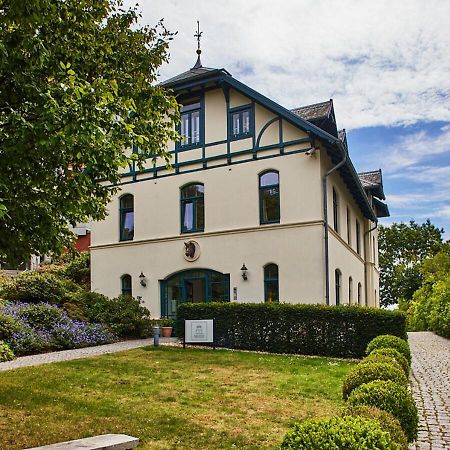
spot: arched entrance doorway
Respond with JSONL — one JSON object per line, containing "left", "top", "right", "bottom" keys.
{"left": 160, "top": 269, "right": 230, "bottom": 318}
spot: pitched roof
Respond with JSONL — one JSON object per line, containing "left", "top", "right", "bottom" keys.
{"left": 291, "top": 100, "right": 338, "bottom": 137}
{"left": 291, "top": 100, "right": 333, "bottom": 122}
{"left": 161, "top": 67, "right": 226, "bottom": 86}
{"left": 358, "top": 170, "right": 385, "bottom": 200}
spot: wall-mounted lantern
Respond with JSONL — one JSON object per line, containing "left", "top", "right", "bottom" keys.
{"left": 139, "top": 272, "right": 147, "bottom": 287}
{"left": 241, "top": 264, "right": 248, "bottom": 281}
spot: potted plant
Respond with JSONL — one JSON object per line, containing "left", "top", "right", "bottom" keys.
{"left": 160, "top": 318, "right": 175, "bottom": 337}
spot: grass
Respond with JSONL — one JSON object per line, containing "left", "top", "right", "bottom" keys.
{"left": 0, "top": 346, "right": 355, "bottom": 449}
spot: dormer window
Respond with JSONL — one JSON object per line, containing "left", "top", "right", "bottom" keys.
{"left": 180, "top": 101, "right": 201, "bottom": 148}
{"left": 229, "top": 105, "right": 253, "bottom": 140}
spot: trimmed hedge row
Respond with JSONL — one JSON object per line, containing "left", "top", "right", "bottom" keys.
{"left": 347, "top": 380, "right": 418, "bottom": 442}
{"left": 281, "top": 416, "right": 398, "bottom": 449}
{"left": 177, "top": 302, "right": 407, "bottom": 358}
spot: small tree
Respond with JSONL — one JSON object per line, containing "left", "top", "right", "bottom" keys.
{"left": 378, "top": 220, "right": 444, "bottom": 307}
{"left": 0, "top": 0, "right": 179, "bottom": 262}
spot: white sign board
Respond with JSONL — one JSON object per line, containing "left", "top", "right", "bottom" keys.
{"left": 185, "top": 319, "right": 214, "bottom": 343}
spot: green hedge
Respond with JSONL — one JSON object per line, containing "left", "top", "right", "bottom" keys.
{"left": 281, "top": 416, "right": 398, "bottom": 449}
{"left": 347, "top": 380, "right": 418, "bottom": 442}
{"left": 177, "top": 303, "right": 407, "bottom": 358}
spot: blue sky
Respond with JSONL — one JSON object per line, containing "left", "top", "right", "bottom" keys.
{"left": 126, "top": 0, "right": 450, "bottom": 239}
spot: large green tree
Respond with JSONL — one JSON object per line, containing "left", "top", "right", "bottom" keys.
{"left": 378, "top": 220, "right": 444, "bottom": 307}
{"left": 0, "top": 0, "right": 179, "bottom": 262}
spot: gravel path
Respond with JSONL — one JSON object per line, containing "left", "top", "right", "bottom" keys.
{"left": 409, "top": 332, "right": 450, "bottom": 450}
{"left": 0, "top": 338, "right": 178, "bottom": 372}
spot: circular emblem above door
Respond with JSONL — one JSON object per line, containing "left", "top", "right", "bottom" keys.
{"left": 183, "top": 240, "right": 201, "bottom": 262}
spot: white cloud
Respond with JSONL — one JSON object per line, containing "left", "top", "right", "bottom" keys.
{"left": 382, "top": 125, "right": 450, "bottom": 172}
{"left": 127, "top": 0, "right": 450, "bottom": 129}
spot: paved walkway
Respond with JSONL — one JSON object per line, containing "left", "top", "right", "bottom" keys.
{"left": 409, "top": 332, "right": 450, "bottom": 450}
{"left": 0, "top": 338, "right": 178, "bottom": 372}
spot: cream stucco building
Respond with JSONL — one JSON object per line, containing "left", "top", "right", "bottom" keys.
{"left": 90, "top": 57, "right": 389, "bottom": 319}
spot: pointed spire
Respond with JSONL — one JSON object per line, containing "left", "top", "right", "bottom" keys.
{"left": 193, "top": 20, "right": 203, "bottom": 69}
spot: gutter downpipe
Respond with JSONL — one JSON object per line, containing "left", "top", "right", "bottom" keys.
{"left": 323, "top": 141, "right": 347, "bottom": 305}
{"left": 364, "top": 218, "right": 379, "bottom": 307}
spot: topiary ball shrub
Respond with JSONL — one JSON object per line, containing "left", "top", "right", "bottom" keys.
{"left": 347, "top": 380, "right": 418, "bottom": 442}
{"left": 342, "top": 405, "right": 408, "bottom": 449}
{"left": 363, "top": 348, "right": 410, "bottom": 376}
{"left": 366, "top": 335, "right": 411, "bottom": 365}
{"left": 281, "top": 416, "right": 399, "bottom": 449}
{"left": 0, "top": 340, "right": 15, "bottom": 362}
{"left": 343, "top": 361, "right": 408, "bottom": 400}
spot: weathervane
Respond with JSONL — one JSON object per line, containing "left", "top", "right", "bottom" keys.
{"left": 193, "top": 20, "right": 203, "bottom": 69}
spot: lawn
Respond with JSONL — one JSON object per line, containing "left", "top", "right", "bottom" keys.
{"left": 0, "top": 346, "right": 355, "bottom": 449}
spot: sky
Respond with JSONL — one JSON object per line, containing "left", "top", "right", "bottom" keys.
{"left": 127, "top": 0, "right": 450, "bottom": 239}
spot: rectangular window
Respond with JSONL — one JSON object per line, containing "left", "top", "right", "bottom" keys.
{"left": 229, "top": 106, "right": 253, "bottom": 139}
{"left": 347, "top": 207, "right": 351, "bottom": 245}
{"left": 333, "top": 188, "right": 339, "bottom": 233}
{"left": 356, "top": 220, "right": 361, "bottom": 255}
{"left": 179, "top": 101, "right": 201, "bottom": 147}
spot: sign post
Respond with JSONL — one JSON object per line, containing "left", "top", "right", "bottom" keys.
{"left": 183, "top": 319, "right": 215, "bottom": 349}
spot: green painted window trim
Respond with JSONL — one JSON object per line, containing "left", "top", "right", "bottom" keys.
{"left": 335, "top": 269, "right": 341, "bottom": 305}
{"left": 264, "top": 263, "right": 279, "bottom": 303}
{"left": 333, "top": 187, "right": 339, "bottom": 233}
{"left": 160, "top": 269, "right": 230, "bottom": 318}
{"left": 176, "top": 96, "right": 204, "bottom": 150}
{"left": 119, "top": 194, "right": 134, "bottom": 242}
{"left": 180, "top": 183, "right": 205, "bottom": 234}
{"left": 259, "top": 170, "right": 280, "bottom": 225}
{"left": 121, "top": 274, "right": 132, "bottom": 296}
{"left": 228, "top": 104, "right": 254, "bottom": 141}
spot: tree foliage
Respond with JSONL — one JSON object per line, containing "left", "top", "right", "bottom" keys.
{"left": 406, "top": 243, "right": 450, "bottom": 337}
{"left": 378, "top": 220, "right": 444, "bottom": 306}
{"left": 0, "top": 0, "right": 179, "bottom": 262}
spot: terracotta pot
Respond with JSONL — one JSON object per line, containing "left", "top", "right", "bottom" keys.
{"left": 161, "top": 326, "right": 173, "bottom": 337}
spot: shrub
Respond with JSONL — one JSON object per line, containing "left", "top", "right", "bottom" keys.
{"left": 1, "top": 271, "right": 80, "bottom": 305}
{"left": 342, "top": 362, "right": 408, "bottom": 400}
{"left": 74, "top": 291, "right": 152, "bottom": 338}
{"left": 0, "top": 340, "right": 15, "bottom": 362}
{"left": 64, "top": 252, "right": 90, "bottom": 287}
{"left": 14, "top": 303, "right": 67, "bottom": 332}
{"left": 8, "top": 325, "right": 51, "bottom": 355}
{"left": 281, "top": 416, "right": 398, "bottom": 449}
{"left": 0, "top": 312, "right": 21, "bottom": 340}
{"left": 366, "top": 335, "right": 411, "bottom": 365}
{"left": 428, "top": 279, "right": 450, "bottom": 338}
{"left": 177, "top": 303, "right": 407, "bottom": 358}
{"left": 363, "top": 348, "right": 410, "bottom": 376}
{"left": 49, "top": 320, "right": 116, "bottom": 349}
{"left": 347, "top": 380, "right": 418, "bottom": 442}
{"left": 1, "top": 302, "right": 117, "bottom": 355}
{"left": 342, "top": 405, "right": 408, "bottom": 449}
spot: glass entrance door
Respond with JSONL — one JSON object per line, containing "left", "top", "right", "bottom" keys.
{"left": 161, "top": 269, "right": 230, "bottom": 318}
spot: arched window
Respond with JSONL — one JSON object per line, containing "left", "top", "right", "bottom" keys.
{"left": 348, "top": 277, "right": 353, "bottom": 304}
{"left": 119, "top": 194, "right": 134, "bottom": 241}
{"left": 332, "top": 188, "right": 339, "bottom": 232}
{"left": 121, "top": 274, "right": 132, "bottom": 296}
{"left": 335, "top": 269, "right": 341, "bottom": 305}
{"left": 264, "top": 264, "right": 279, "bottom": 303}
{"left": 180, "top": 183, "right": 204, "bottom": 233}
{"left": 259, "top": 171, "right": 280, "bottom": 224}
{"left": 357, "top": 282, "right": 362, "bottom": 305}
